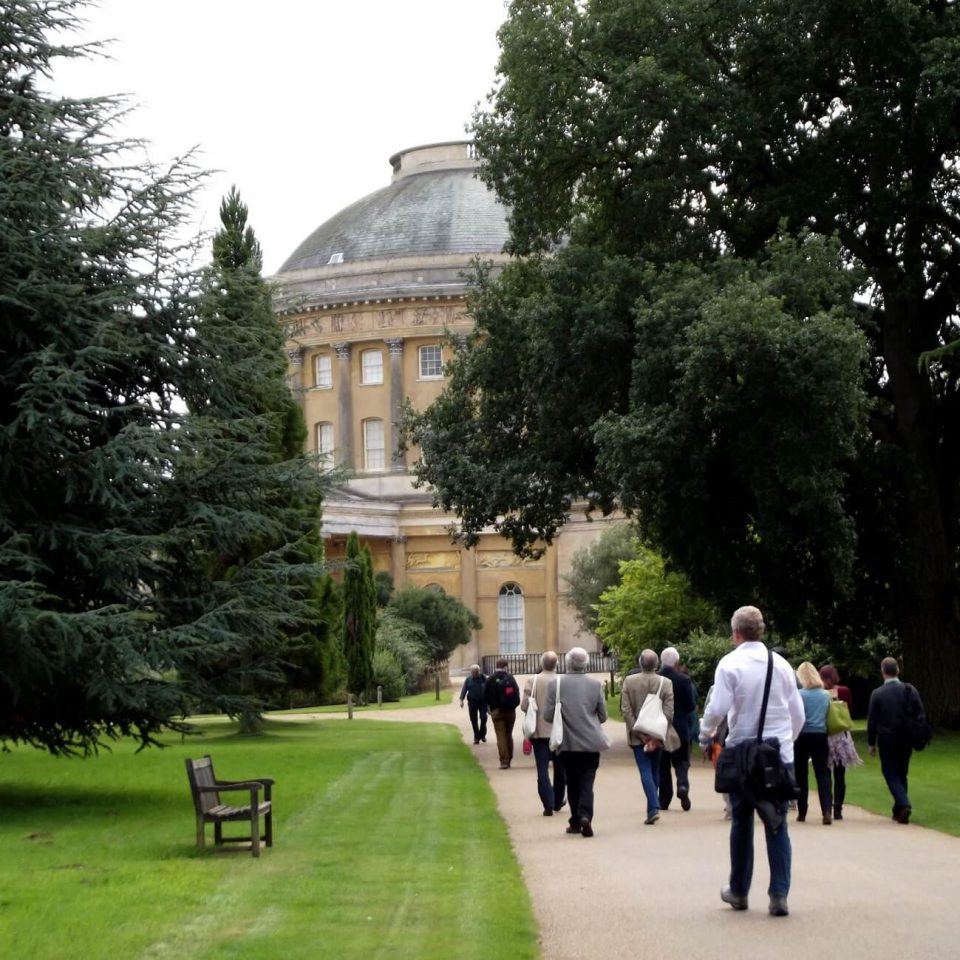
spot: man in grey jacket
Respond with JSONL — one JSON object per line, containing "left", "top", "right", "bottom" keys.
{"left": 543, "top": 647, "right": 609, "bottom": 837}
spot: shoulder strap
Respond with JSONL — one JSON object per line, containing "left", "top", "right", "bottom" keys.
{"left": 657, "top": 676, "right": 664, "bottom": 696}
{"left": 556, "top": 674, "right": 561, "bottom": 704}
{"left": 756, "top": 648, "right": 774, "bottom": 743}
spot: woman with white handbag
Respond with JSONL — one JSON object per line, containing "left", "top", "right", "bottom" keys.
{"left": 521, "top": 652, "right": 567, "bottom": 817}
{"left": 620, "top": 649, "right": 680, "bottom": 824}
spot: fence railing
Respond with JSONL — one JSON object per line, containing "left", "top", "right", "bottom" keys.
{"left": 480, "top": 652, "right": 617, "bottom": 676}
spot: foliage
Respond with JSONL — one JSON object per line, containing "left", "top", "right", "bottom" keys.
{"left": 596, "top": 546, "right": 717, "bottom": 670}
{"left": 564, "top": 521, "right": 640, "bottom": 635}
{"left": 439, "top": 0, "right": 960, "bottom": 722}
{"left": 371, "top": 648, "right": 406, "bottom": 701}
{"left": 342, "top": 533, "right": 377, "bottom": 698}
{"left": 0, "top": 1, "right": 325, "bottom": 754}
{"left": 0, "top": 719, "right": 540, "bottom": 959}
{"left": 374, "top": 570, "right": 395, "bottom": 607}
{"left": 376, "top": 609, "right": 430, "bottom": 694}
{"left": 387, "top": 587, "right": 482, "bottom": 668}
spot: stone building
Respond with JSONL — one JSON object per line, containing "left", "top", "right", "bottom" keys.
{"left": 273, "top": 141, "right": 612, "bottom": 669}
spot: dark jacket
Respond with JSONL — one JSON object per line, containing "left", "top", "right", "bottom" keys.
{"left": 459, "top": 674, "right": 487, "bottom": 703}
{"left": 484, "top": 670, "right": 520, "bottom": 711}
{"left": 660, "top": 666, "right": 696, "bottom": 743}
{"left": 867, "top": 679, "right": 925, "bottom": 747}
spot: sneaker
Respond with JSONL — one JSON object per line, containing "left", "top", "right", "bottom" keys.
{"left": 679, "top": 787, "right": 691, "bottom": 812}
{"left": 580, "top": 818, "right": 594, "bottom": 838}
{"left": 897, "top": 807, "right": 912, "bottom": 824}
{"left": 721, "top": 886, "right": 748, "bottom": 911}
{"left": 769, "top": 895, "right": 789, "bottom": 917}
{"left": 644, "top": 812, "right": 660, "bottom": 825}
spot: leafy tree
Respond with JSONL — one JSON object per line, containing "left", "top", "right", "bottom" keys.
{"left": 564, "top": 522, "right": 640, "bottom": 635}
{"left": 387, "top": 587, "right": 481, "bottom": 699}
{"left": 342, "top": 533, "right": 376, "bottom": 700}
{"left": 596, "top": 547, "right": 718, "bottom": 671}
{"left": 375, "top": 609, "right": 430, "bottom": 695}
{"left": 408, "top": 0, "right": 960, "bottom": 722}
{"left": 0, "top": 0, "right": 326, "bottom": 754}
{"left": 374, "top": 570, "right": 395, "bottom": 607}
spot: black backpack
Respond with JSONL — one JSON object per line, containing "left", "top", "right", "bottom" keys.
{"left": 495, "top": 672, "right": 520, "bottom": 710}
{"left": 902, "top": 684, "right": 933, "bottom": 751}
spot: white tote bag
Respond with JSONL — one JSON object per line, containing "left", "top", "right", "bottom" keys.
{"left": 548, "top": 676, "right": 564, "bottom": 752}
{"left": 521, "top": 678, "right": 538, "bottom": 739}
{"left": 632, "top": 677, "right": 669, "bottom": 741}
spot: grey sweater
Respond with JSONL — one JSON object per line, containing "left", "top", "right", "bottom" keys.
{"left": 543, "top": 672, "right": 609, "bottom": 753}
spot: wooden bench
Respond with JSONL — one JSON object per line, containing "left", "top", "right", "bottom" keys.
{"left": 185, "top": 755, "right": 274, "bottom": 857}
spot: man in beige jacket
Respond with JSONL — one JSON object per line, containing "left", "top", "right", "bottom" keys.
{"left": 621, "top": 649, "right": 680, "bottom": 824}
{"left": 521, "top": 652, "right": 566, "bottom": 816}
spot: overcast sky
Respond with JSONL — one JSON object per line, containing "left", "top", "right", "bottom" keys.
{"left": 52, "top": 0, "right": 509, "bottom": 275}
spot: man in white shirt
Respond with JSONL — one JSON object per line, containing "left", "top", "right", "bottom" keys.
{"left": 700, "top": 606, "right": 805, "bottom": 917}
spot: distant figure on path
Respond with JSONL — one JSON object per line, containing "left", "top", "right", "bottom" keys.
{"left": 543, "top": 647, "right": 608, "bottom": 837}
{"left": 459, "top": 664, "right": 488, "bottom": 745}
{"left": 621, "top": 649, "right": 678, "bottom": 825}
{"left": 794, "top": 661, "right": 834, "bottom": 825}
{"left": 700, "top": 605, "right": 805, "bottom": 917}
{"left": 659, "top": 646, "right": 696, "bottom": 812}
{"left": 484, "top": 658, "right": 521, "bottom": 769}
{"left": 521, "top": 652, "right": 567, "bottom": 816}
{"left": 819, "top": 664, "right": 861, "bottom": 820}
{"left": 867, "top": 657, "right": 928, "bottom": 824}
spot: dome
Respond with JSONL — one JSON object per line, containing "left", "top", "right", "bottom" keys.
{"left": 277, "top": 141, "right": 511, "bottom": 275}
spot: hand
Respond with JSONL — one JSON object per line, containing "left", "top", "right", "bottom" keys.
{"left": 868, "top": 746, "right": 876, "bottom": 757}
{"left": 460, "top": 700, "right": 464, "bottom": 708}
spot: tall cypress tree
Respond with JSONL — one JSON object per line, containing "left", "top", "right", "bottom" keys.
{"left": 342, "top": 532, "right": 376, "bottom": 701}
{"left": 0, "top": 1, "right": 327, "bottom": 753}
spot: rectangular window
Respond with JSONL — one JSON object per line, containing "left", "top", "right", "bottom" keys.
{"left": 418, "top": 344, "right": 443, "bottom": 379}
{"left": 363, "top": 419, "right": 385, "bottom": 470}
{"left": 314, "top": 353, "right": 332, "bottom": 388}
{"left": 316, "top": 422, "right": 334, "bottom": 467}
{"left": 360, "top": 349, "right": 383, "bottom": 385}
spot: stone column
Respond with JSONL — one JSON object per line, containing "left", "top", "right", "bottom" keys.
{"left": 385, "top": 337, "right": 405, "bottom": 471}
{"left": 390, "top": 536, "right": 408, "bottom": 591}
{"left": 286, "top": 346, "right": 305, "bottom": 399}
{"left": 332, "top": 342, "right": 353, "bottom": 470}
{"left": 460, "top": 546, "right": 480, "bottom": 668}
{"left": 545, "top": 543, "right": 559, "bottom": 650}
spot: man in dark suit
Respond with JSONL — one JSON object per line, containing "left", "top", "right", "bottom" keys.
{"left": 867, "top": 657, "right": 927, "bottom": 824}
{"left": 659, "top": 647, "right": 697, "bottom": 811}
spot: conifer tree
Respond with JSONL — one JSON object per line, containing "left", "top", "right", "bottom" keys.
{"left": 342, "top": 533, "right": 376, "bottom": 701}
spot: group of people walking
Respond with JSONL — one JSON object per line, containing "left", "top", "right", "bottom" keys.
{"left": 460, "top": 605, "right": 931, "bottom": 919}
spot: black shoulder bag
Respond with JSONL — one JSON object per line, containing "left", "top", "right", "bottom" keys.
{"left": 714, "top": 649, "right": 798, "bottom": 802}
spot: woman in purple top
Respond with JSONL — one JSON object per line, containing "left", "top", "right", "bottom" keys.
{"left": 795, "top": 661, "right": 834, "bottom": 825}
{"left": 820, "top": 664, "right": 862, "bottom": 820}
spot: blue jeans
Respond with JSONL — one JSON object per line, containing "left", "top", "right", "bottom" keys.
{"left": 878, "top": 734, "right": 912, "bottom": 816}
{"left": 728, "top": 789, "right": 792, "bottom": 898}
{"left": 531, "top": 737, "right": 566, "bottom": 811}
{"left": 631, "top": 745, "right": 662, "bottom": 818}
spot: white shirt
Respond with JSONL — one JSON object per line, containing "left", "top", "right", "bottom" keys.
{"left": 701, "top": 641, "right": 805, "bottom": 764}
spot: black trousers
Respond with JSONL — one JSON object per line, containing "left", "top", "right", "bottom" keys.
{"left": 467, "top": 700, "right": 487, "bottom": 742}
{"left": 659, "top": 739, "right": 691, "bottom": 808}
{"left": 794, "top": 731, "right": 832, "bottom": 817}
{"left": 560, "top": 751, "right": 600, "bottom": 825}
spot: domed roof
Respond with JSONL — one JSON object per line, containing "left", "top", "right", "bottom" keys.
{"left": 278, "top": 142, "right": 510, "bottom": 275}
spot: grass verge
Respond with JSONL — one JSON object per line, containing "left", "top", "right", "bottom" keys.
{"left": 267, "top": 689, "right": 453, "bottom": 715}
{"left": 0, "top": 718, "right": 537, "bottom": 960}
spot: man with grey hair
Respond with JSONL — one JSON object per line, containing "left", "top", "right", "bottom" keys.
{"left": 459, "top": 664, "right": 487, "bottom": 745}
{"left": 700, "top": 605, "right": 805, "bottom": 917}
{"left": 543, "top": 647, "right": 609, "bottom": 836}
{"left": 659, "top": 646, "right": 697, "bottom": 812}
{"left": 521, "top": 651, "right": 566, "bottom": 816}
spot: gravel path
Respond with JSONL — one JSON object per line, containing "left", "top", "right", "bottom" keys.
{"left": 279, "top": 683, "right": 960, "bottom": 960}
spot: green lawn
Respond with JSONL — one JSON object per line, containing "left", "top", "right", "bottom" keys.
{"left": 844, "top": 728, "right": 960, "bottom": 836}
{"left": 0, "top": 719, "right": 538, "bottom": 960}
{"left": 268, "top": 689, "right": 453, "bottom": 715}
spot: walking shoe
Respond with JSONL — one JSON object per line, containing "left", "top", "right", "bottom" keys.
{"left": 554, "top": 801, "right": 567, "bottom": 813}
{"left": 796, "top": 812, "right": 806, "bottom": 822}
{"left": 897, "top": 806, "right": 912, "bottom": 824}
{"left": 542, "top": 808, "right": 554, "bottom": 817}
{"left": 565, "top": 822, "right": 582, "bottom": 835}
{"left": 644, "top": 812, "right": 660, "bottom": 825}
{"left": 580, "top": 818, "right": 594, "bottom": 838}
{"left": 473, "top": 739, "right": 480, "bottom": 744}
{"left": 822, "top": 813, "right": 832, "bottom": 825}
{"left": 499, "top": 762, "right": 510, "bottom": 769}
{"left": 833, "top": 806, "right": 843, "bottom": 820}
{"left": 769, "top": 895, "right": 789, "bottom": 917}
{"left": 679, "top": 787, "right": 691, "bottom": 812}
{"left": 721, "top": 886, "right": 748, "bottom": 911}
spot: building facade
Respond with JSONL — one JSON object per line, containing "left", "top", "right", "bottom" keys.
{"left": 274, "top": 141, "right": 612, "bottom": 669}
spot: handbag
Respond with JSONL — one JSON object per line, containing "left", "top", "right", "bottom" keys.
{"left": 826, "top": 697, "right": 853, "bottom": 735}
{"left": 714, "top": 649, "right": 798, "bottom": 803}
{"left": 632, "top": 677, "right": 669, "bottom": 741}
{"left": 548, "top": 676, "right": 564, "bottom": 752}
{"left": 521, "top": 678, "right": 538, "bottom": 739}
{"left": 522, "top": 737, "right": 533, "bottom": 755}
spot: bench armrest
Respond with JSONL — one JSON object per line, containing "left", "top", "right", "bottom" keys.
{"left": 197, "top": 781, "right": 264, "bottom": 793}
{"left": 216, "top": 777, "right": 275, "bottom": 787}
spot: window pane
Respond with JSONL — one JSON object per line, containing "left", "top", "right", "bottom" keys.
{"left": 361, "top": 349, "right": 383, "bottom": 384}
{"left": 419, "top": 344, "right": 443, "bottom": 378}
{"left": 316, "top": 422, "right": 334, "bottom": 466}
{"left": 498, "top": 583, "right": 525, "bottom": 654}
{"left": 314, "top": 354, "right": 332, "bottom": 388}
{"left": 364, "top": 419, "right": 385, "bottom": 470}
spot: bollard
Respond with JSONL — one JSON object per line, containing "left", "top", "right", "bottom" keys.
{"left": 377, "top": 685, "right": 383, "bottom": 709}
{"left": 347, "top": 693, "right": 354, "bottom": 720}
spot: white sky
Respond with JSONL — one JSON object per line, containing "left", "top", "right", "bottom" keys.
{"left": 51, "top": 0, "right": 509, "bottom": 275}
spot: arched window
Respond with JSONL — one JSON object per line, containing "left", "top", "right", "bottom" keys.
{"left": 498, "top": 582, "right": 525, "bottom": 654}
{"left": 316, "top": 422, "right": 334, "bottom": 467}
{"left": 362, "top": 418, "right": 385, "bottom": 470}
{"left": 424, "top": 582, "right": 445, "bottom": 593}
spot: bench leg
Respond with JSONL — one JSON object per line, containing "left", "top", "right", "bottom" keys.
{"left": 214, "top": 821, "right": 223, "bottom": 846}
{"left": 265, "top": 809, "right": 273, "bottom": 848}
{"left": 196, "top": 817, "right": 205, "bottom": 851}
{"left": 250, "top": 808, "right": 260, "bottom": 858}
